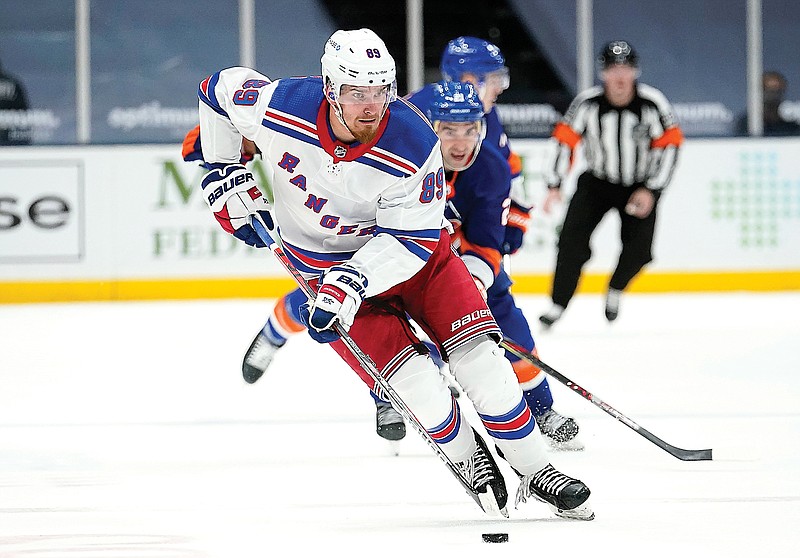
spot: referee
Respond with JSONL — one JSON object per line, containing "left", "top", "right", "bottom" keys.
{"left": 539, "top": 40, "right": 683, "bottom": 327}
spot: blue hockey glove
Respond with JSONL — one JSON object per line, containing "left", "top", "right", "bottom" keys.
{"left": 299, "top": 303, "right": 340, "bottom": 343}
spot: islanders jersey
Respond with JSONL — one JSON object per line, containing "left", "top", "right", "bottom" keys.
{"left": 443, "top": 144, "right": 511, "bottom": 290}
{"left": 198, "top": 67, "right": 446, "bottom": 297}
{"left": 405, "top": 86, "right": 512, "bottom": 288}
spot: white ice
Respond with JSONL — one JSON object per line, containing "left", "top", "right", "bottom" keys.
{"left": 1, "top": 292, "right": 799, "bottom": 557}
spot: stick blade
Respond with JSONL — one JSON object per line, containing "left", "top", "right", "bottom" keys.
{"left": 672, "top": 447, "right": 713, "bottom": 461}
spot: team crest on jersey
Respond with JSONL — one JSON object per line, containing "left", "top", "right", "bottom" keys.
{"left": 334, "top": 145, "right": 347, "bottom": 158}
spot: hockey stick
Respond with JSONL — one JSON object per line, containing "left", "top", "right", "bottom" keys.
{"left": 250, "top": 219, "right": 504, "bottom": 515}
{"left": 499, "top": 338, "right": 713, "bottom": 461}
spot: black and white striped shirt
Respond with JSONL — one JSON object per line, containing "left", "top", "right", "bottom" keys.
{"left": 545, "top": 83, "right": 683, "bottom": 191}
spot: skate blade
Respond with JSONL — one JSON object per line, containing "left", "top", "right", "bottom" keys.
{"left": 387, "top": 440, "right": 401, "bottom": 457}
{"left": 478, "top": 491, "right": 509, "bottom": 518}
{"left": 517, "top": 491, "right": 593, "bottom": 520}
{"left": 551, "top": 502, "right": 594, "bottom": 521}
{"left": 544, "top": 436, "right": 585, "bottom": 452}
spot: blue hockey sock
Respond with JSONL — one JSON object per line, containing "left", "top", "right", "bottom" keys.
{"left": 262, "top": 318, "right": 288, "bottom": 347}
{"left": 522, "top": 379, "right": 554, "bottom": 417}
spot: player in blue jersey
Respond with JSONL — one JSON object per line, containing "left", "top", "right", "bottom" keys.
{"left": 410, "top": 36, "right": 533, "bottom": 256}
{"left": 406, "top": 38, "right": 582, "bottom": 448}
{"left": 197, "top": 28, "right": 593, "bottom": 519}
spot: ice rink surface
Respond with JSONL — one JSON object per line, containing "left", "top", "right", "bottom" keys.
{"left": 1, "top": 292, "right": 798, "bottom": 557}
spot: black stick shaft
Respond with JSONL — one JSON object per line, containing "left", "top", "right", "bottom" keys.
{"left": 500, "top": 339, "right": 712, "bottom": 461}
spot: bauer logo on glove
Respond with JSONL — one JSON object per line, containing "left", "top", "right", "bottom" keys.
{"left": 205, "top": 169, "right": 256, "bottom": 205}
{"left": 334, "top": 274, "right": 367, "bottom": 300}
{"left": 201, "top": 164, "right": 273, "bottom": 247}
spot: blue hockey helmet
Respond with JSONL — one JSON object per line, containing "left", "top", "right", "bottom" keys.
{"left": 427, "top": 80, "right": 484, "bottom": 123}
{"left": 428, "top": 81, "right": 485, "bottom": 172}
{"left": 440, "top": 36, "right": 509, "bottom": 89}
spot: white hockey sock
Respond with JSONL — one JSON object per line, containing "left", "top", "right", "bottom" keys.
{"left": 388, "top": 353, "right": 475, "bottom": 463}
{"left": 450, "top": 337, "right": 549, "bottom": 475}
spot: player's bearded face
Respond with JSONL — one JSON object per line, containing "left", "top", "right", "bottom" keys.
{"left": 436, "top": 121, "right": 482, "bottom": 171}
{"left": 338, "top": 85, "right": 391, "bottom": 143}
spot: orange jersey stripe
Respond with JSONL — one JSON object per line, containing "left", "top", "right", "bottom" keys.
{"left": 552, "top": 122, "right": 582, "bottom": 149}
{"left": 458, "top": 235, "right": 503, "bottom": 275}
{"left": 273, "top": 294, "right": 306, "bottom": 333}
{"left": 651, "top": 125, "right": 684, "bottom": 149}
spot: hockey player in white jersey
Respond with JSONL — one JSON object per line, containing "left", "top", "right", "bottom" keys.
{"left": 197, "top": 28, "right": 593, "bottom": 519}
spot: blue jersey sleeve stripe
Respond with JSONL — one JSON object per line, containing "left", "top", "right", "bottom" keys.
{"left": 396, "top": 238, "right": 434, "bottom": 261}
{"left": 198, "top": 72, "right": 229, "bottom": 118}
{"left": 375, "top": 227, "right": 440, "bottom": 240}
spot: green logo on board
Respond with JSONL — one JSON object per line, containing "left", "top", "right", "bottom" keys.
{"left": 711, "top": 151, "right": 800, "bottom": 247}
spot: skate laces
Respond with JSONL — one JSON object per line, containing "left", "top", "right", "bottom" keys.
{"left": 516, "top": 464, "right": 574, "bottom": 506}
{"left": 375, "top": 402, "right": 403, "bottom": 427}
{"left": 459, "top": 443, "right": 496, "bottom": 491}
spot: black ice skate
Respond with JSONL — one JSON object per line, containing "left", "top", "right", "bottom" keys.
{"left": 375, "top": 400, "right": 406, "bottom": 441}
{"left": 457, "top": 429, "right": 509, "bottom": 517}
{"left": 516, "top": 463, "right": 594, "bottom": 520}
{"left": 242, "top": 331, "right": 283, "bottom": 384}
{"left": 538, "top": 304, "right": 565, "bottom": 328}
{"left": 535, "top": 409, "right": 584, "bottom": 451}
{"left": 605, "top": 288, "right": 622, "bottom": 322}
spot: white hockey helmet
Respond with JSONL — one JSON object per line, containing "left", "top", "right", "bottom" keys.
{"left": 321, "top": 29, "right": 397, "bottom": 120}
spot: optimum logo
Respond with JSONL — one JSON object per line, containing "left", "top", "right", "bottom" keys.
{"left": 107, "top": 102, "right": 197, "bottom": 131}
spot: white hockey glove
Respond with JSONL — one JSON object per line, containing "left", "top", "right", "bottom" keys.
{"left": 201, "top": 164, "right": 273, "bottom": 247}
{"left": 305, "top": 265, "right": 368, "bottom": 340}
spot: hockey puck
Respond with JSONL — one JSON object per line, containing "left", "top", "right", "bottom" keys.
{"left": 481, "top": 533, "right": 508, "bottom": 543}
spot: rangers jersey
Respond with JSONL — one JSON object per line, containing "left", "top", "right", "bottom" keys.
{"left": 198, "top": 67, "right": 446, "bottom": 297}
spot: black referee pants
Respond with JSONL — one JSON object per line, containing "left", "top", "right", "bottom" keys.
{"left": 550, "top": 172, "right": 657, "bottom": 308}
